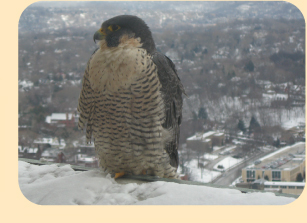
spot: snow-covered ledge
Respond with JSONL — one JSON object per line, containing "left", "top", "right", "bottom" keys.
{"left": 18, "top": 160, "right": 297, "bottom": 205}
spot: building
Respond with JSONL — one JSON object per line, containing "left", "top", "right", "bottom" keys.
{"left": 19, "top": 147, "right": 41, "bottom": 160}
{"left": 242, "top": 143, "right": 305, "bottom": 183}
{"left": 280, "top": 125, "right": 305, "bottom": 144}
{"left": 40, "top": 147, "right": 66, "bottom": 162}
{"left": 33, "top": 137, "right": 66, "bottom": 150}
{"left": 236, "top": 179, "right": 305, "bottom": 195}
{"left": 263, "top": 181, "right": 305, "bottom": 195}
{"left": 45, "top": 113, "right": 77, "bottom": 128}
{"left": 186, "top": 131, "right": 225, "bottom": 153}
{"left": 240, "top": 143, "right": 305, "bottom": 195}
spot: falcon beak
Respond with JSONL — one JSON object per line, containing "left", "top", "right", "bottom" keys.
{"left": 93, "top": 28, "right": 106, "bottom": 43}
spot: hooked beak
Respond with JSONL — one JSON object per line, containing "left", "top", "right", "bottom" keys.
{"left": 93, "top": 28, "right": 106, "bottom": 43}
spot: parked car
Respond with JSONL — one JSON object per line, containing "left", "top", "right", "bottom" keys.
{"left": 254, "top": 160, "right": 261, "bottom": 165}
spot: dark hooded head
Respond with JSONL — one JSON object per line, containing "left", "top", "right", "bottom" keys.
{"left": 93, "top": 15, "right": 156, "bottom": 54}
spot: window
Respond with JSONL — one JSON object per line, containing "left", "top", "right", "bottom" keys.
{"left": 272, "top": 185, "right": 279, "bottom": 188}
{"left": 272, "top": 171, "right": 281, "bottom": 181}
{"left": 264, "top": 185, "right": 271, "bottom": 188}
{"left": 289, "top": 186, "right": 295, "bottom": 189}
{"left": 280, "top": 186, "right": 287, "bottom": 189}
{"left": 297, "top": 186, "right": 304, "bottom": 189}
{"left": 246, "top": 170, "right": 256, "bottom": 182}
{"left": 247, "top": 170, "right": 255, "bottom": 179}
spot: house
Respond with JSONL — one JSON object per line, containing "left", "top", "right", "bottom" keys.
{"left": 41, "top": 148, "right": 66, "bottom": 162}
{"left": 45, "top": 113, "right": 76, "bottom": 128}
{"left": 20, "top": 147, "right": 41, "bottom": 160}
{"left": 33, "top": 137, "right": 66, "bottom": 150}
{"left": 280, "top": 126, "right": 305, "bottom": 144}
{"left": 186, "top": 131, "right": 225, "bottom": 152}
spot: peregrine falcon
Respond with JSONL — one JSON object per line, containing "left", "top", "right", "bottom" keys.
{"left": 78, "top": 15, "right": 184, "bottom": 179}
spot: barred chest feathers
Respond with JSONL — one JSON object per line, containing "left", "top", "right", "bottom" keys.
{"left": 85, "top": 37, "right": 176, "bottom": 178}
{"left": 88, "top": 37, "right": 151, "bottom": 93}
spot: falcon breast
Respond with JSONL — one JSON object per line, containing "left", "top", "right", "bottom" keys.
{"left": 78, "top": 15, "right": 185, "bottom": 178}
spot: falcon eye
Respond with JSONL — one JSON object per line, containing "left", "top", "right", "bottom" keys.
{"left": 108, "top": 24, "right": 121, "bottom": 32}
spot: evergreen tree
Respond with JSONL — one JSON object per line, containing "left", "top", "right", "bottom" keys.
{"left": 238, "top": 119, "right": 246, "bottom": 133}
{"left": 244, "top": 60, "right": 255, "bottom": 72}
{"left": 198, "top": 107, "right": 208, "bottom": 120}
{"left": 296, "top": 173, "right": 304, "bottom": 182}
{"left": 249, "top": 116, "right": 261, "bottom": 134}
{"left": 274, "top": 138, "right": 280, "bottom": 147}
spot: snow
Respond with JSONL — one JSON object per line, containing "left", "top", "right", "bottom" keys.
{"left": 282, "top": 115, "right": 305, "bottom": 130}
{"left": 183, "top": 159, "right": 221, "bottom": 183}
{"left": 187, "top": 131, "right": 223, "bottom": 141}
{"left": 46, "top": 113, "right": 74, "bottom": 121}
{"left": 203, "top": 153, "right": 218, "bottom": 160}
{"left": 219, "top": 145, "right": 237, "bottom": 155}
{"left": 18, "top": 80, "right": 34, "bottom": 89}
{"left": 61, "top": 15, "right": 69, "bottom": 21}
{"left": 33, "top": 137, "right": 66, "bottom": 149}
{"left": 26, "top": 148, "right": 38, "bottom": 153}
{"left": 213, "top": 146, "right": 223, "bottom": 151}
{"left": 264, "top": 181, "right": 305, "bottom": 187}
{"left": 18, "top": 161, "right": 295, "bottom": 205}
{"left": 213, "top": 156, "right": 244, "bottom": 171}
{"left": 258, "top": 142, "right": 305, "bottom": 162}
{"left": 76, "top": 154, "right": 97, "bottom": 163}
{"left": 262, "top": 93, "right": 288, "bottom": 100}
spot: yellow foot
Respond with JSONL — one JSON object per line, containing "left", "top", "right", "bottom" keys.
{"left": 142, "top": 169, "right": 147, "bottom": 175}
{"left": 114, "top": 172, "right": 125, "bottom": 179}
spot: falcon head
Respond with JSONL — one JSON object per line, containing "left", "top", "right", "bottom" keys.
{"left": 94, "top": 15, "right": 156, "bottom": 54}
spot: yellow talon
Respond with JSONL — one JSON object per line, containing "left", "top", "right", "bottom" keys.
{"left": 114, "top": 172, "right": 125, "bottom": 179}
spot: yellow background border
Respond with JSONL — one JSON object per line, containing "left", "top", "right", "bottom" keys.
{"left": 2, "top": 0, "right": 306, "bottom": 222}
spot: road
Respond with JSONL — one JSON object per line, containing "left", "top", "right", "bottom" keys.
{"left": 212, "top": 159, "right": 250, "bottom": 185}
{"left": 212, "top": 149, "right": 274, "bottom": 186}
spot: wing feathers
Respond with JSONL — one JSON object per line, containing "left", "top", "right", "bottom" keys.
{"left": 77, "top": 62, "right": 96, "bottom": 143}
{"left": 152, "top": 52, "right": 185, "bottom": 169}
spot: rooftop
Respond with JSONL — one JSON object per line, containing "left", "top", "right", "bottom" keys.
{"left": 247, "top": 142, "right": 305, "bottom": 171}
{"left": 45, "top": 113, "right": 74, "bottom": 123}
{"left": 33, "top": 137, "right": 66, "bottom": 149}
{"left": 187, "top": 131, "right": 224, "bottom": 141}
{"left": 264, "top": 181, "right": 305, "bottom": 187}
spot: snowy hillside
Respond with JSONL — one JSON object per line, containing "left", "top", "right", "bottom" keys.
{"left": 19, "top": 161, "right": 295, "bottom": 205}
{"left": 183, "top": 94, "right": 305, "bottom": 129}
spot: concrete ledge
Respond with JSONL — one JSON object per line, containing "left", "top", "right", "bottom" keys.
{"left": 19, "top": 158, "right": 299, "bottom": 199}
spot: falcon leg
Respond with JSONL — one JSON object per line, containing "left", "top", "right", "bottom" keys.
{"left": 114, "top": 172, "right": 125, "bottom": 179}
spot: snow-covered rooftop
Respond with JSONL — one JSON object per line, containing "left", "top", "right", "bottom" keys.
{"left": 264, "top": 181, "right": 305, "bottom": 187}
{"left": 33, "top": 138, "right": 66, "bottom": 149}
{"left": 45, "top": 113, "right": 74, "bottom": 123}
{"left": 258, "top": 142, "right": 305, "bottom": 162}
{"left": 187, "top": 131, "right": 224, "bottom": 141}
